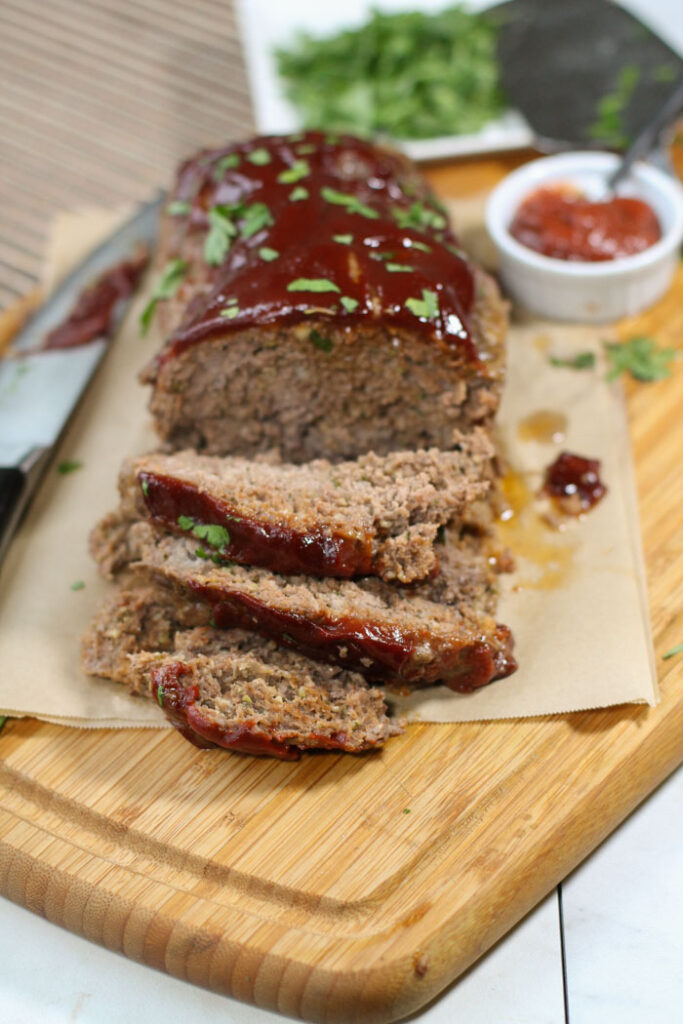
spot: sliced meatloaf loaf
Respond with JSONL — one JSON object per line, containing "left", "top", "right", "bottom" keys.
{"left": 142, "top": 132, "right": 508, "bottom": 461}
{"left": 91, "top": 519, "right": 515, "bottom": 693}
{"left": 117, "top": 431, "right": 493, "bottom": 583}
{"left": 82, "top": 585, "right": 401, "bottom": 758}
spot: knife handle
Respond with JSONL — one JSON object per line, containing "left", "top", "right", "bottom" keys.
{"left": 0, "top": 467, "right": 25, "bottom": 562}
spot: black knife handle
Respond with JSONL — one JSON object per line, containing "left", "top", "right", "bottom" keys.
{"left": 0, "top": 467, "right": 26, "bottom": 562}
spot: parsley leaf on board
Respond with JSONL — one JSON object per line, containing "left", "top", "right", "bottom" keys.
{"left": 549, "top": 351, "right": 596, "bottom": 370}
{"left": 56, "top": 460, "right": 83, "bottom": 475}
{"left": 663, "top": 642, "right": 683, "bottom": 660}
{"left": 604, "top": 336, "right": 676, "bottom": 382}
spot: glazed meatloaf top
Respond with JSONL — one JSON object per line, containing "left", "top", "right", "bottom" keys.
{"left": 118, "top": 432, "right": 493, "bottom": 582}
{"left": 142, "top": 131, "right": 505, "bottom": 384}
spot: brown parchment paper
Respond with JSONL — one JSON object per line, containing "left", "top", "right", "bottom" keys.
{"left": 0, "top": 202, "right": 658, "bottom": 727}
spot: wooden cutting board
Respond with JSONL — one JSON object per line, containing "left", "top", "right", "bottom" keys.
{"left": 1, "top": 156, "right": 682, "bottom": 1024}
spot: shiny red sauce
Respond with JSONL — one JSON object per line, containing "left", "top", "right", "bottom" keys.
{"left": 543, "top": 452, "right": 607, "bottom": 514}
{"left": 157, "top": 132, "right": 483, "bottom": 368}
{"left": 185, "top": 579, "right": 517, "bottom": 693}
{"left": 44, "top": 249, "right": 149, "bottom": 349}
{"left": 509, "top": 186, "right": 661, "bottom": 262}
{"left": 139, "top": 470, "right": 374, "bottom": 577}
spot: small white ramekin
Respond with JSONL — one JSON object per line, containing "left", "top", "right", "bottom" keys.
{"left": 485, "top": 152, "right": 683, "bottom": 323}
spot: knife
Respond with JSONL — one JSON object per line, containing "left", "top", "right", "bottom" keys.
{"left": 0, "top": 196, "right": 162, "bottom": 568}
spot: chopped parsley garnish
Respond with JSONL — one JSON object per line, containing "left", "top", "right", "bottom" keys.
{"left": 663, "top": 642, "right": 683, "bottom": 660}
{"left": 274, "top": 6, "right": 504, "bottom": 140}
{"left": 282, "top": 633, "right": 295, "bottom": 643}
{"left": 402, "top": 808, "right": 411, "bottom": 814}
{"left": 385, "top": 262, "right": 413, "bottom": 273}
{"left": 166, "top": 200, "right": 191, "bottom": 216}
{"left": 57, "top": 460, "right": 82, "bottom": 475}
{"left": 213, "top": 153, "right": 241, "bottom": 179}
{"left": 445, "top": 243, "right": 467, "bottom": 259}
{"left": 247, "top": 147, "right": 271, "bottom": 165}
{"left": 240, "top": 201, "right": 274, "bottom": 238}
{"left": 220, "top": 306, "right": 240, "bottom": 319}
{"left": 289, "top": 186, "right": 309, "bottom": 201}
{"left": 549, "top": 351, "right": 596, "bottom": 370}
{"left": 369, "top": 251, "right": 394, "bottom": 262}
{"left": 70, "top": 580, "right": 85, "bottom": 591}
{"left": 258, "top": 246, "right": 279, "bottom": 262}
{"left": 393, "top": 201, "right": 446, "bottom": 232}
{"left": 333, "top": 234, "right": 353, "bottom": 245}
{"left": 140, "top": 258, "right": 188, "bottom": 335}
{"left": 321, "top": 186, "right": 379, "bottom": 220}
{"left": 277, "top": 159, "right": 310, "bottom": 183}
{"left": 604, "top": 336, "right": 676, "bottom": 382}
{"left": 405, "top": 289, "right": 439, "bottom": 319}
{"left": 287, "top": 278, "right": 341, "bottom": 293}
{"left": 204, "top": 205, "right": 239, "bottom": 265}
{"left": 340, "top": 296, "right": 359, "bottom": 312}
{"left": 406, "top": 239, "right": 431, "bottom": 253}
{"left": 296, "top": 143, "right": 316, "bottom": 154}
{"left": 178, "top": 515, "right": 231, "bottom": 549}
{"left": 141, "top": 478, "right": 149, "bottom": 498}
{"left": 310, "top": 329, "right": 333, "bottom": 352}
{"left": 157, "top": 684, "right": 164, "bottom": 707}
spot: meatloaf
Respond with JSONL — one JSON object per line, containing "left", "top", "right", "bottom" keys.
{"left": 142, "top": 132, "right": 508, "bottom": 461}
{"left": 117, "top": 431, "right": 493, "bottom": 582}
{"left": 90, "top": 517, "right": 515, "bottom": 693}
{"left": 82, "top": 584, "right": 401, "bottom": 758}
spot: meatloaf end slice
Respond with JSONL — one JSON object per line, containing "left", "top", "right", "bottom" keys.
{"left": 118, "top": 431, "right": 493, "bottom": 582}
{"left": 124, "top": 522, "right": 516, "bottom": 693}
{"left": 82, "top": 584, "right": 402, "bottom": 759}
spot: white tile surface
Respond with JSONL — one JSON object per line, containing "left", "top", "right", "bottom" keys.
{"left": 0, "top": 891, "right": 563, "bottom": 1024}
{"left": 562, "top": 768, "right": 683, "bottom": 1024}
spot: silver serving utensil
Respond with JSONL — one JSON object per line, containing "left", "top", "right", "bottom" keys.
{"left": 0, "top": 196, "right": 162, "bottom": 568}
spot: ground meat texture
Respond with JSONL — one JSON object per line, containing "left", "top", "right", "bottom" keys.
{"left": 106, "top": 521, "right": 515, "bottom": 693}
{"left": 117, "top": 432, "right": 493, "bottom": 583}
{"left": 81, "top": 584, "right": 402, "bottom": 759}
{"left": 142, "top": 132, "right": 507, "bottom": 461}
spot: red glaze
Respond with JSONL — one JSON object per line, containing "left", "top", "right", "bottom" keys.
{"left": 543, "top": 451, "right": 607, "bottom": 514}
{"left": 151, "top": 661, "right": 301, "bottom": 759}
{"left": 44, "top": 249, "right": 149, "bottom": 349}
{"left": 509, "top": 186, "right": 661, "bottom": 262}
{"left": 151, "top": 661, "right": 377, "bottom": 758}
{"left": 186, "top": 580, "right": 517, "bottom": 693}
{"left": 157, "top": 132, "right": 483, "bottom": 368}
{"left": 139, "top": 471, "right": 373, "bottom": 577}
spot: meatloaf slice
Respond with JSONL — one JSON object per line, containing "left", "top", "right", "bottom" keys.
{"left": 111, "top": 521, "right": 515, "bottom": 693}
{"left": 142, "top": 132, "right": 507, "bottom": 461}
{"left": 82, "top": 585, "right": 401, "bottom": 759}
{"left": 117, "top": 431, "right": 493, "bottom": 583}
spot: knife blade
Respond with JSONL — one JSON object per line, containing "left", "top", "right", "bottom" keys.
{"left": 0, "top": 196, "right": 162, "bottom": 567}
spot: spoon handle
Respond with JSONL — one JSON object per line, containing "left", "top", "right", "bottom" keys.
{"left": 608, "top": 80, "right": 683, "bottom": 191}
